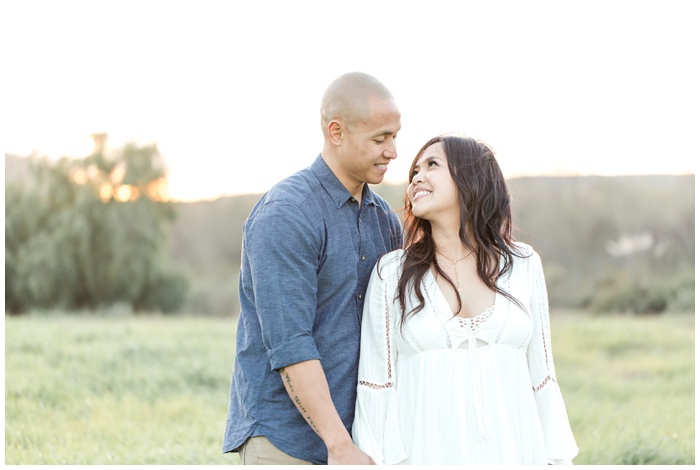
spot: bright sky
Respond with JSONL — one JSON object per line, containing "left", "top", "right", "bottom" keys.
{"left": 3, "top": 0, "right": 698, "bottom": 201}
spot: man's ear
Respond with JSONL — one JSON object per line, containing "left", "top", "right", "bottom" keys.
{"left": 328, "top": 120, "right": 343, "bottom": 146}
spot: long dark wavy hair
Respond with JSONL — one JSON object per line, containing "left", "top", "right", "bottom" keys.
{"left": 397, "top": 135, "right": 527, "bottom": 325}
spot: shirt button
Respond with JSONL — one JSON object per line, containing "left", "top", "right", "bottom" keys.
{"left": 361, "top": 256, "right": 366, "bottom": 261}
{"left": 358, "top": 294, "right": 363, "bottom": 299}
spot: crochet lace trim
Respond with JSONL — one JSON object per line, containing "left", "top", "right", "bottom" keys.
{"left": 358, "top": 281, "right": 393, "bottom": 390}
{"left": 456, "top": 305, "right": 495, "bottom": 332}
{"left": 533, "top": 374, "right": 556, "bottom": 392}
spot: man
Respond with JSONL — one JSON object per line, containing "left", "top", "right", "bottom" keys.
{"left": 222, "top": 72, "right": 403, "bottom": 465}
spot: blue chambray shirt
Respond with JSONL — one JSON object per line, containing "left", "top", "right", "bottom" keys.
{"left": 222, "top": 155, "right": 402, "bottom": 464}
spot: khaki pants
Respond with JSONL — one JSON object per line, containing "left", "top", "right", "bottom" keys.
{"left": 239, "top": 436, "right": 314, "bottom": 465}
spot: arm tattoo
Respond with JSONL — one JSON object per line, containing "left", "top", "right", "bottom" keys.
{"left": 306, "top": 417, "right": 321, "bottom": 435}
{"left": 281, "top": 368, "right": 295, "bottom": 393}
{"left": 280, "top": 368, "right": 321, "bottom": 435}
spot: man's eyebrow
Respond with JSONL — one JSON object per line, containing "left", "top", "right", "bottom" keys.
{"left": 373, "top": 130, "right": 398, "bottom": 137}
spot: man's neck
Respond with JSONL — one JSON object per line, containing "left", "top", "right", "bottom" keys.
{"left": 320, "top": 150, "right": 364, "bottom": 205}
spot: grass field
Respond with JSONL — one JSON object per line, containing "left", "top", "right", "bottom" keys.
{"left": 4, "top": 310, "right": 695, "bottom": 465}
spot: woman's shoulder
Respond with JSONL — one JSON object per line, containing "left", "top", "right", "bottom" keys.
{"left": 378, "top": 248, "right": 405, "bottom": 267}
{"left": 506, "top": 241, "right": 541, "bottom": 272}
{"left": 511, "top": 241, "right": 540, "bottom": 259}
{"left": 508, "top": 242, "right": 545, "bottom": 278}
{"left": 374, "top": 249, "right": 405, "bottom": 276}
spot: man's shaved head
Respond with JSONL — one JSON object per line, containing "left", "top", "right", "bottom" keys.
{"left": 320, "top": 72, "right": 395, "bottom": 134}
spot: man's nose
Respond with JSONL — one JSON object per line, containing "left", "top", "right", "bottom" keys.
{"left": 384, "top": 140, "right": 397, "bottom": 159}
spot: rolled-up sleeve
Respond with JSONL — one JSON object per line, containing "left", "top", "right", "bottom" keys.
{"left": 246, "top": 200, "right": 322, "bottom": 371}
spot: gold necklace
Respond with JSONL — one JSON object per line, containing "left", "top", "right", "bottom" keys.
{"left": 435, "top": 250, "right": 471, "bottom": 294}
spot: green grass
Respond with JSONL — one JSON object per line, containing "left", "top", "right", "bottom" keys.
{"left": 552, "top": 311, "right": 695, "bottom": 465}
{"left": 4, "top": 311, "right": 695, "bottom": 464}
{"left": 5, "top": 314, "right": 238, "bottom": 464}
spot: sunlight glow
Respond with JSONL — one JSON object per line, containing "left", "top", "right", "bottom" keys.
{"left": 144, "top": 177, "right": 171, "bottom": 202}
{"left": 114, "top": 185, "right": 136, "bottom": 202}
{"left": 99, "top": 185, "right": 113, "bottom": 202}
{"left": 72, "top": 169, "right": 88, "bottom": 185}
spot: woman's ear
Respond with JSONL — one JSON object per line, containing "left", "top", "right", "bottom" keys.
{"left": 328, "top": 120, "right": 343, "bottom": 146}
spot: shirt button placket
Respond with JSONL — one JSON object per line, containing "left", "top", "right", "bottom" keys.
{"left": 357, "top": 208, "right": 365, "bottom": 301}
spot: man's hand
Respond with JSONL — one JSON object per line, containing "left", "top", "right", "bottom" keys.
{"left": 327, "top": 440, "right": 375, "bottom": 465}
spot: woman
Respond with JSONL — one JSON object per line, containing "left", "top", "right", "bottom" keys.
{"left": 352, "top": 135, "right": 578, "bottom": 465}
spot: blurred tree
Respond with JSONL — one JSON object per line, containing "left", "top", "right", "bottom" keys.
{"left": 5, "top": 142, "right": 188, "bottom": 314}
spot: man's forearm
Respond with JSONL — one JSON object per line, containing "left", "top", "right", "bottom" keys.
{"left": 279, "top": 359, "right": 351, "bottom": 448}
{"left": 279, "top": 360, "right": 373, "bottom": 464}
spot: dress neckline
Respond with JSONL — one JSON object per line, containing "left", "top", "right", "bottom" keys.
{"left": 425, "top": 268, "right": 501, "bottom": 323}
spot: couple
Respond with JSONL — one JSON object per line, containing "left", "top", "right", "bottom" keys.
{"left": 222, "top": 72, "right": 578, "bottom": 465}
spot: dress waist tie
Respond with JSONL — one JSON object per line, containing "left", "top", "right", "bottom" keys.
{"left": 468, "top": 335, "right": 491, "bottom": 441}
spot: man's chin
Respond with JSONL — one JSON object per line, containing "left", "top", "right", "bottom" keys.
{"left": 367, "top": 175, "right": 385, "bottom": 185}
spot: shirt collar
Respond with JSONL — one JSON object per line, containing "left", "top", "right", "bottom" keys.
{"left": 311, "top": 154, "right": 380, "bottom": 209}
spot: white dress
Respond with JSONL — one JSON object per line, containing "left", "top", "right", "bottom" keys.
{"left": 351, "top": 244, "right": 579, "bottom": 465}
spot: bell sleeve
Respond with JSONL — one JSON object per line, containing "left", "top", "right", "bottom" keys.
{"left": 526, "top": 250, "right": 579, "bottom": 465}
{"left": 352, "top": 253, "right": 407, "bottom": 465}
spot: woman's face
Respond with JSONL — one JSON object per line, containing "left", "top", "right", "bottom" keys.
{"left": 408, "top": 142, "right": 461, "bottom": 222}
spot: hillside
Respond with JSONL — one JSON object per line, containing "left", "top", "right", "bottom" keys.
{"left": 167, "top": 174, "right": 694, "bottom": 315}
{"left": 7, "top": 153, "right": 693, "bottom": 315}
